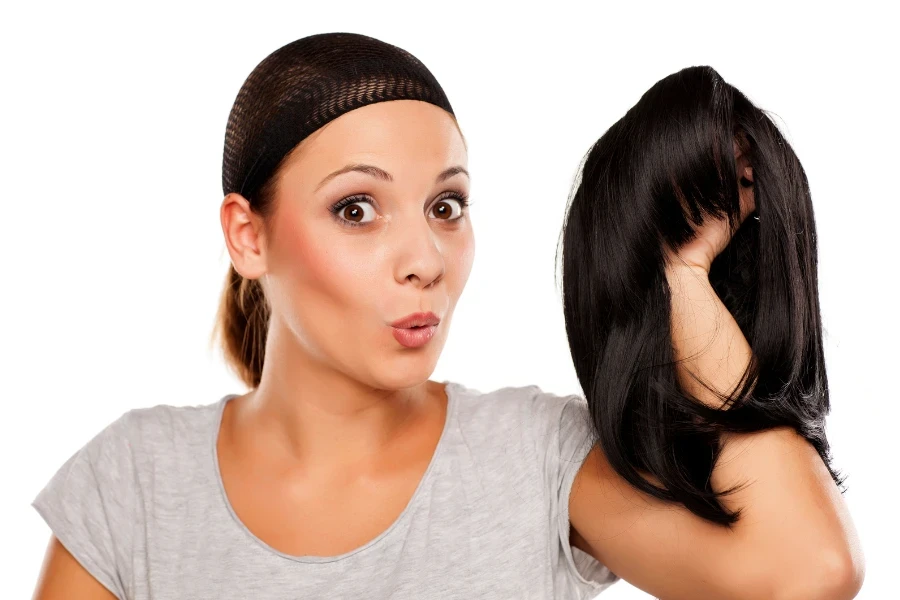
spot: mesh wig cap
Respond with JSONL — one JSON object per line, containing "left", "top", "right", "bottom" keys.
{"left": 222, "top": 32, "right": 455, "bottom": 201}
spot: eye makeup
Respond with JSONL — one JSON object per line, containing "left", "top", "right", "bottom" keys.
{"left": 329, "top": 194, "right": 377, "bottom": 227}
{"left": 328, "top": 190, "right": 471, "bottom": 228}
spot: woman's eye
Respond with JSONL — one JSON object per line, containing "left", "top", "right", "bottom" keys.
{"left": 430, "top": 198, "right": 465, "bottom": 220}
{"left": 340, "top": 201, "right": 376, "bottom": 224}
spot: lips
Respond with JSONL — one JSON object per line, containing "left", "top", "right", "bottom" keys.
{"left": 390, "top": 312, "right": 440, "bottom": 329}
{"left": 391, "top": 312, "right": 441, "bottom": 348}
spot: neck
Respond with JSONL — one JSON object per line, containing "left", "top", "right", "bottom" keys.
{"left": 230, "top": 320, "right": 442, "bottom": 475}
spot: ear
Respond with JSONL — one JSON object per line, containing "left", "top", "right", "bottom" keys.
{"left": 737, "top": 160, "right": 756, "bottom": 221}
{"left": 733, "top": 138, "right": 756, "bottom": 221}
{"left": 221, "top": 193, "right": 268, "bottom": 280}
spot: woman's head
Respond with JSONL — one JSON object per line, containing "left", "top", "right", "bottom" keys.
{"left": 216, "top": 33, "right": 473, "bottom": 390}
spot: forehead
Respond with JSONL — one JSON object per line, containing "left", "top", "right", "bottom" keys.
{"left": 283, "top": 100, "right": 467, "bottom": 179}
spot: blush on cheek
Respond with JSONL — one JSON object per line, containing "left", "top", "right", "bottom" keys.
{"left": 278, "top": 217, "right": 387, "bottom": 318}
{"left": 270, "top": 217, "right": 387, "bottom": 368}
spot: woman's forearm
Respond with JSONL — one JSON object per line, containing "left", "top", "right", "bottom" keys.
{"left": 664, "top": 262, "right": 864, "bottom": 599}
{"left": 666, "top": 262, "right": 753, "bottom": 408}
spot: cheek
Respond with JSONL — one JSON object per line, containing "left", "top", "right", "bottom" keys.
{"left": 275, "top": 218, "right": 384, "bottom": 315}
{"left": 444, "top": 227, "right": 475, "bottom": 295}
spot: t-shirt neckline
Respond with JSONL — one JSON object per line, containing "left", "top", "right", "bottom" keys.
{"left": 209, "top": 380, "right": 460, "bottom": 564}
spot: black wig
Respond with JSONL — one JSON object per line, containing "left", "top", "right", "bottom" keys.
{"left": 560, "top": 66, "right": 843, "bottom": 526}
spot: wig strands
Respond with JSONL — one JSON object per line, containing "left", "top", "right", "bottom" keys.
{"left": 560, "top": 65, "right": 842, "bottom": 526}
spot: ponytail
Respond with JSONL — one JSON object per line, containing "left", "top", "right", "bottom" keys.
{"left": 215, "top": 264, "right": 270, "bottom": 388}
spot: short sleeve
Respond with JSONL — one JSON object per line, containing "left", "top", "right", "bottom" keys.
{"left": 532, "top": 391, "right": 619, "bottom": 594}
{"left": 32, "top": 411, "right": 137, "bottom": 600}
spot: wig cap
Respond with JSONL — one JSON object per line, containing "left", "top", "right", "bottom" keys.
{"left": 222, "top": 32, "right": 454, "bottom": 200}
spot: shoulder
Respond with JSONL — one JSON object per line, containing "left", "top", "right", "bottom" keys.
{"left": 66, "top": 394, "right": 230, "bottom": 481}
{"left": 31, "top": 395, "right": 229, "bottom": 600}
{"left": 123, "top": 395, "right": 228, "bottom": 443}
{"left": 447, "top": 380, "right": 588, "bottom": 422}
{"left": 76, "top": 394, "right": 222, "bottom": 444}
{"left": 446, "top": 381, "right": 592, "bottom": 453}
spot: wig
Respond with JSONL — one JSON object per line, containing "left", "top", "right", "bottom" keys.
{"left": 560, "top": 66, "right": 843, "bottom": 526}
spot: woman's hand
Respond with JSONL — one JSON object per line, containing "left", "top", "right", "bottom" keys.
{"left": 668, "top": 143, "right": 756, "bottom": 273}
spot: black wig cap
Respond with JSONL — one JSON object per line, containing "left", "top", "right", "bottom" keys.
{"left": 222, "top": 32, "right": 455, "bottom": 201}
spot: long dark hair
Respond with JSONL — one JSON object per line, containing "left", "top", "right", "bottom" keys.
{"left": 560, "top": 66, "right": 843, "bottom": 526}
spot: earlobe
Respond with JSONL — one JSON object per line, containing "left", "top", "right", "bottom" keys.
{"left": 221, "top": 193, "right": 268, "bottom": 280}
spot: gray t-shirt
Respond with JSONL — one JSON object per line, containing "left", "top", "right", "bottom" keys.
{"left": 32, "top": 381, "right": 619, "bottom": 599}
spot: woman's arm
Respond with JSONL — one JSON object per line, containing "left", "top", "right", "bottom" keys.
{"left": 569, "top": 229, "right": 864, "bottom": 599}
{"left": 32, "top": 536, "right": 120, "bottom": 600}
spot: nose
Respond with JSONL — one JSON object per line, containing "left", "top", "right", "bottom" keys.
{"left": 393, "top": 215, "right": 446, "bottom": 289}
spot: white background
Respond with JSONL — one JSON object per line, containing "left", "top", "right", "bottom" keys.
{"left": 3, "top": 1, "right": 897, "bottom": 598}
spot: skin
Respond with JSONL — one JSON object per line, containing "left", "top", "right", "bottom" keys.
{"left": 33, "top": 107, "right": 862, "bottom": 599}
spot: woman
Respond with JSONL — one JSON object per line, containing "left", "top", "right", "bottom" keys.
{"left": 31, "top": 33, "right": 862, "bottom": 599}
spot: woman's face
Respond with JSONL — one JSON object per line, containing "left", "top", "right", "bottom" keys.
{"left": 261, "top": 100, "right": 473, "bottom": 390}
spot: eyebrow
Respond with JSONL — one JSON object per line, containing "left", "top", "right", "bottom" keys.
{"left": 436, "top": 166, "right": 469, "bottom": 182}
{"left": 315, "top": 163, "right": 469, "bottom": 191}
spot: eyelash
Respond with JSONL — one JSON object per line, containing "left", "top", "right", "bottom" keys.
{"left": 329, "top": 191, "right": 471, "bottom": 228}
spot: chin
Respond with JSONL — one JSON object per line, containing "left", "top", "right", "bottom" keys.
{"left": 367, "top": 352, "right": 441, "bottom": 391}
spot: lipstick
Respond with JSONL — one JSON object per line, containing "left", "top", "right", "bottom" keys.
{"left": 391, "top": 312, "right": 440, "bottom": 348}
